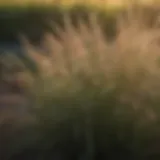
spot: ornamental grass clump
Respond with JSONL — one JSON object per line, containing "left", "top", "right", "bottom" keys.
{"left": 23, "top": 6, "right": 160, "bottom": 159}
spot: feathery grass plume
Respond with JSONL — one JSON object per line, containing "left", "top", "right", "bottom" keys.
{"left": 25, "top": 5, "right": 160, "bottom": 159}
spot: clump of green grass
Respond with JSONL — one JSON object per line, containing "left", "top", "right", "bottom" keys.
{"left": 8, "top": 4, "right": 160, "bottom": 160}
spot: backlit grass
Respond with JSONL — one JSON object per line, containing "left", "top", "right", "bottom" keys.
{"left": 0, "top": 3, "right": 160, "bottom": 160}
{"left": 20, "top": 5, "right": 160, "bottom": 159}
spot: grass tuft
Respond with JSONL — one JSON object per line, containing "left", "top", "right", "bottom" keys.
{"left": 1, "top": 3, "right": 160, "bottom": 160}
{"left": 22, "top": 5, "right": 160, "bottom": 159}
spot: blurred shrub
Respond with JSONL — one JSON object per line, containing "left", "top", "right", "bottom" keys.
{"left": 19, "top": 4, "right": 160, "bottom": 160}
{"left": 1, "top": 3, "right": 160, "bottom": 160}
